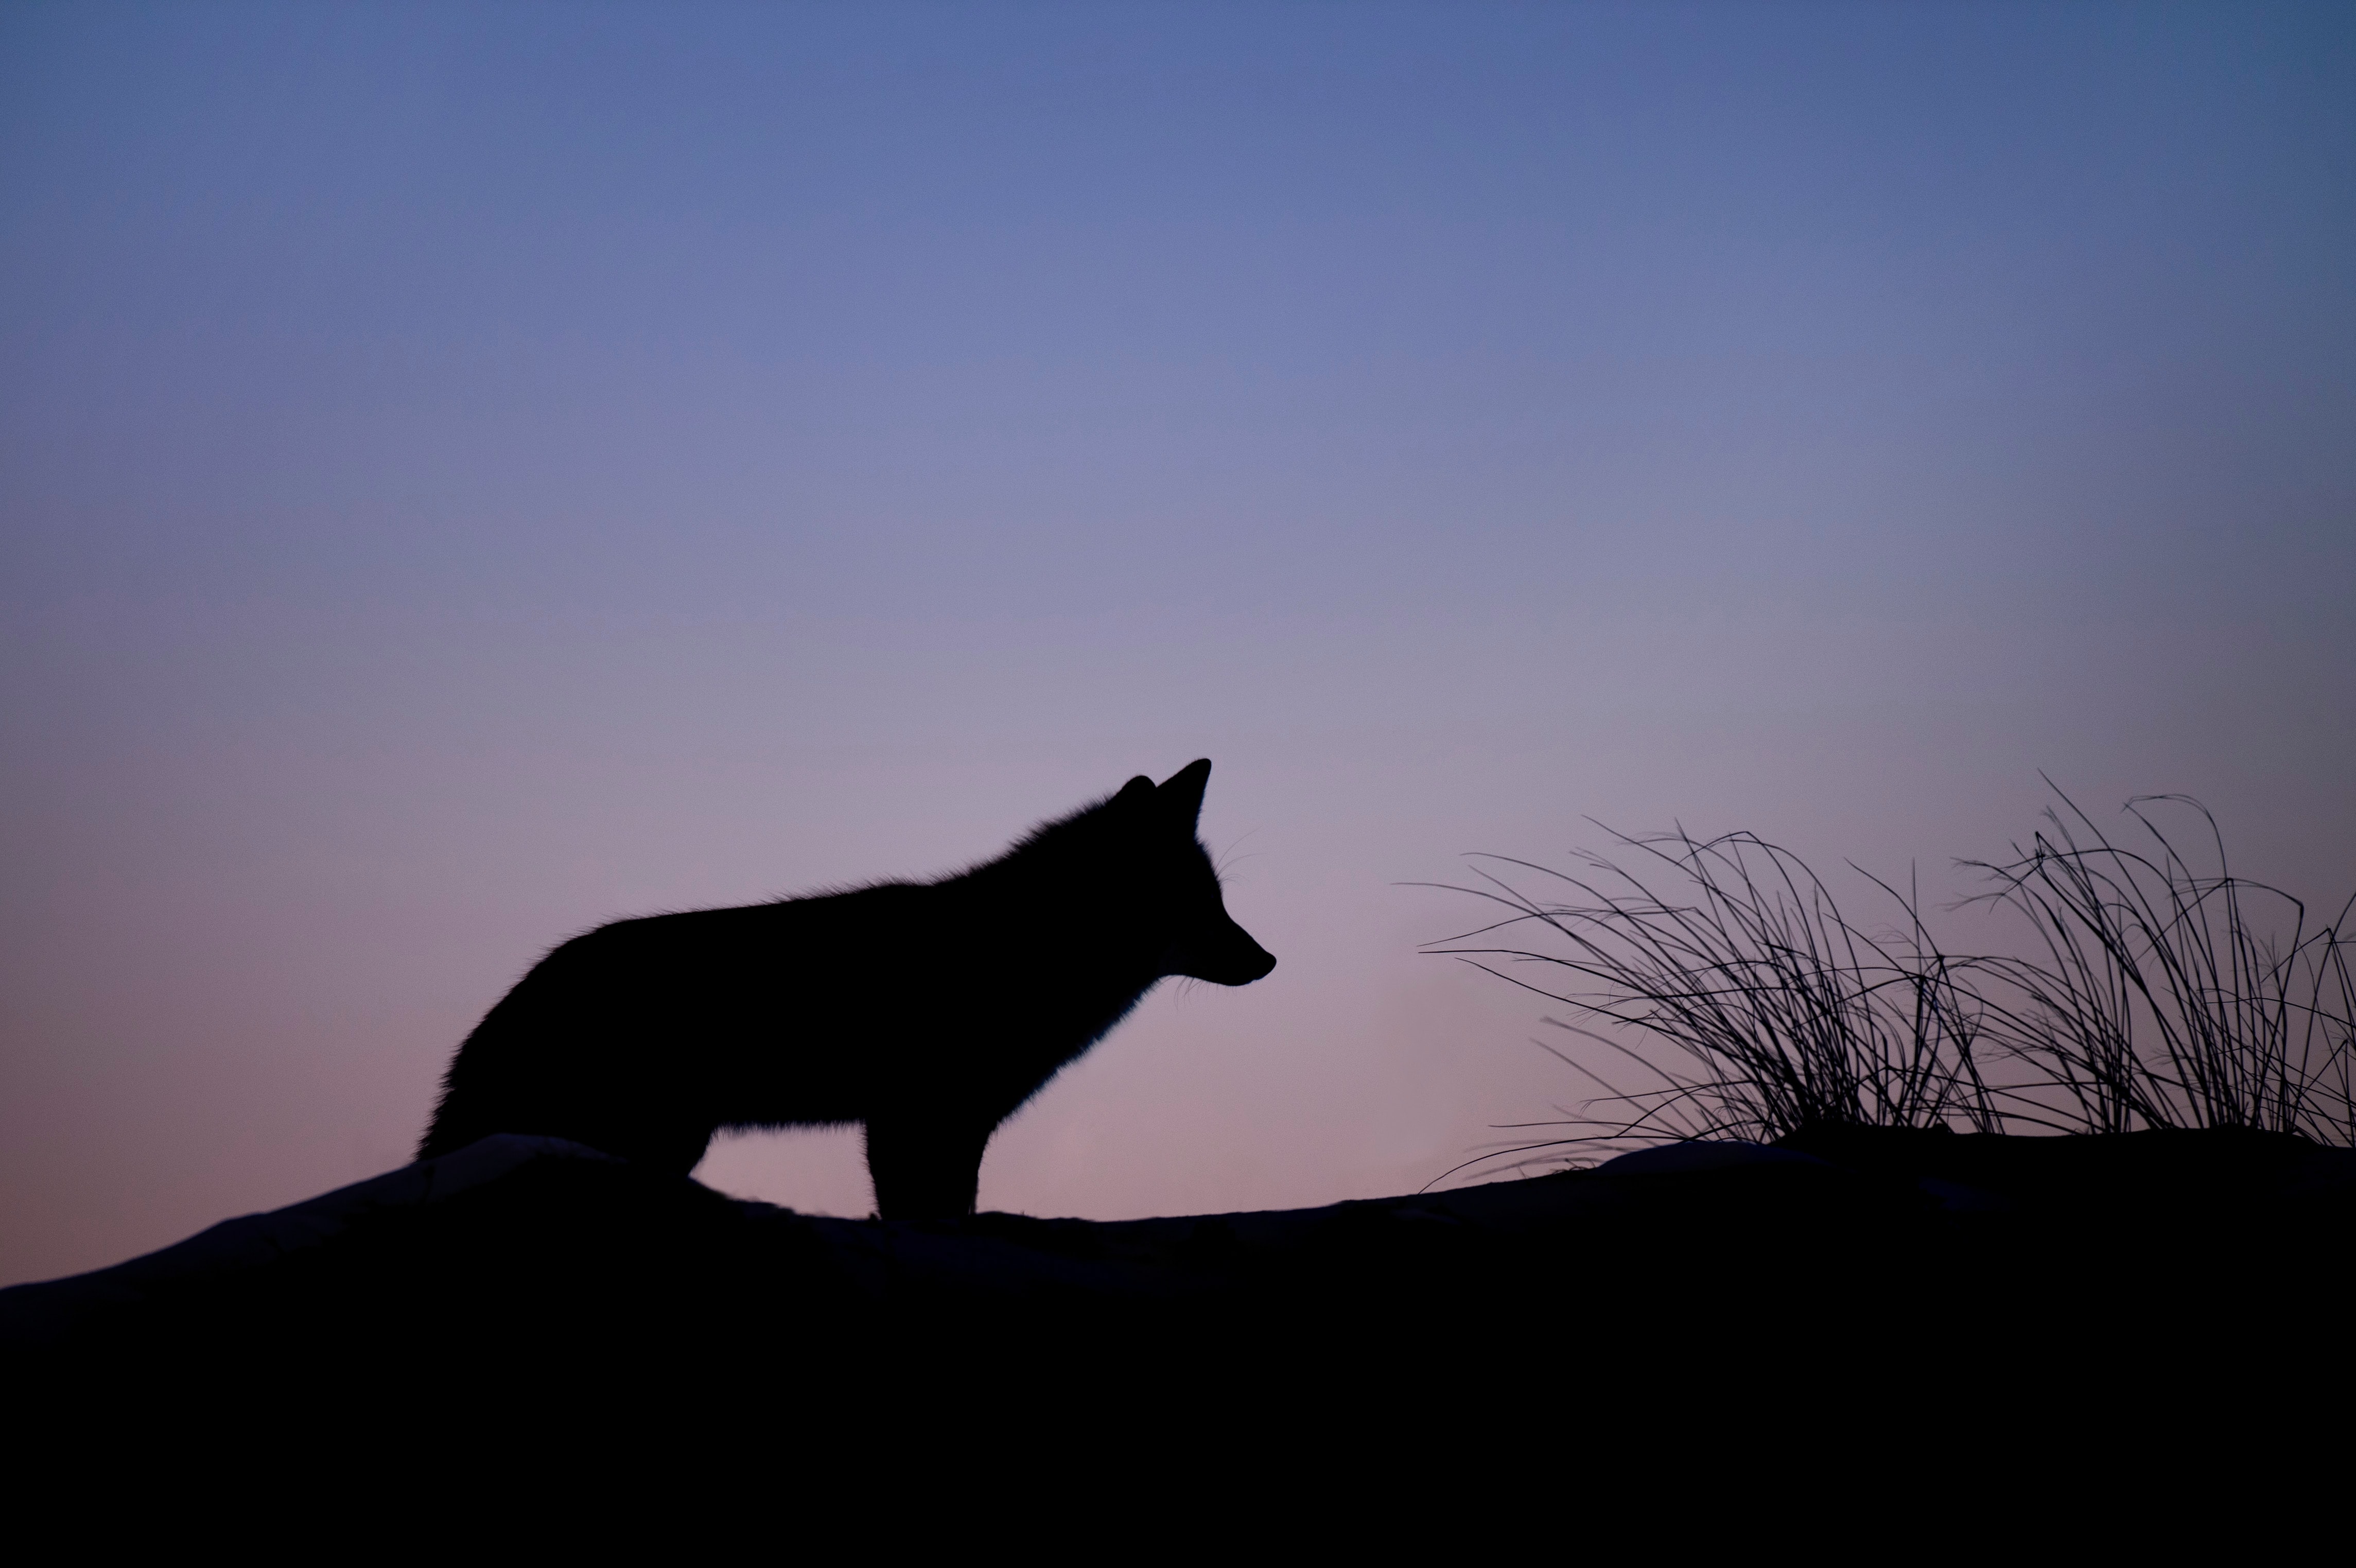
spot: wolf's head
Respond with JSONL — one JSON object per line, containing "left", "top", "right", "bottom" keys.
{"left": 1095, "top": 759, "right": 1277, "bottom": 987}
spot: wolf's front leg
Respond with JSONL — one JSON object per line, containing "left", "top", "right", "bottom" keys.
{"left": 863, "top": 1112, "right": 992, "bottom": 1221}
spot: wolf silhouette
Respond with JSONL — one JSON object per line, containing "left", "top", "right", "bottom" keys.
{"left": 418, "top": 760, "right": 1274, "bottom": 1218}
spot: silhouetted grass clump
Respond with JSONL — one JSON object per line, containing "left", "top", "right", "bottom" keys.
{"left": 1426, "top": 786, "right": 2354, "bottom": 1172}
{"left": 1425, "top": 831, "right": 1999, "bottom": 1154}
{"left": 1965, "top": 791, "right": 2355, "bottom": 1144}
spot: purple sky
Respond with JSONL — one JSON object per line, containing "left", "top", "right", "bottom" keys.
{"left": 5, "top": 2, "right": 2352, "bottom": 1286}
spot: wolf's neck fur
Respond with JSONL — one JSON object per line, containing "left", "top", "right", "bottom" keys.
{"left": 936, "top": 790, "right": 1171, "bottom": 1059}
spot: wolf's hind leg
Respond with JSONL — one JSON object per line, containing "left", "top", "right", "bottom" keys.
{"left": 864, "top": 1113, "right": 992, "bottom": 1221}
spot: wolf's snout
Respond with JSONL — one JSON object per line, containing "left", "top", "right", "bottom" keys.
{"left": 1166, "top": 920, "right": 1277, "bottom": 986}
{"left": 1233, "top": 944, "right": 1278, "bottom": 984}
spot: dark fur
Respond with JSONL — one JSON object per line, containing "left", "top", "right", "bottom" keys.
{"left": 418, "top": 760, "right": 1275, "bottom": 1218}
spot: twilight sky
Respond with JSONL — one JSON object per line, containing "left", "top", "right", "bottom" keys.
{"left": 5, "top": 2, "right": 2352, "bottom": 1286}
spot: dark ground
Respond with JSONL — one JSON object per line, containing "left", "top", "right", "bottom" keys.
{"left": 8, "top": 1127, "right": 2349, "bottom": 1537}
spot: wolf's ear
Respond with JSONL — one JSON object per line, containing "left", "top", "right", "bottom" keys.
{"left": 1158, "top": 759, "right": 1211, "bottom": 830}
